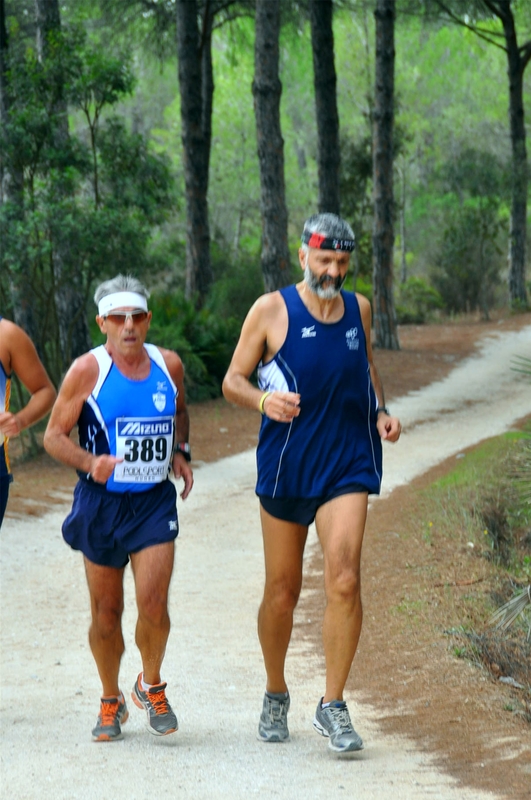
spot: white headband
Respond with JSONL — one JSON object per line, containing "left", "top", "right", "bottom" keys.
{"left": 98, "top": 292, "right": 148, "bottom": 317}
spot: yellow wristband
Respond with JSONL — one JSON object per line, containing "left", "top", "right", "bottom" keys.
{"left": 259, "top": 391, "right": 272, "bottom": 415}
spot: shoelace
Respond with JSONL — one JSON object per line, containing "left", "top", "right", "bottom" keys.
{"left": 148, "top": 688, "right": 170, "bottom": 715}
{"left": 326, "top": 706, "right": 353, "bottom": 734}
{"left": 99, "top": 700, "right": 121, "bottom": 725}
{"left": 265, "top": 698, "right": 288, "bottom": 725}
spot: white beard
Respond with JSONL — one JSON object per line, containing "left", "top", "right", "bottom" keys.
{"left": 303, "top": 266, "right": 344, "bottom": 299}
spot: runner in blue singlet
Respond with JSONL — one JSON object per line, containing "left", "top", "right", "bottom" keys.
{"left": 223, "top": 213, "right": 402, "bottom": 753}
{"left": 44, "top": 275, "right": 193, "bottom": 743}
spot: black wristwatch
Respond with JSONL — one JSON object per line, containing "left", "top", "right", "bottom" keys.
{"left": 377, "top": 406, "right": 391, "bottom": 416}
{"left": 173, "top": 442, "right": 192, "bottom": 462}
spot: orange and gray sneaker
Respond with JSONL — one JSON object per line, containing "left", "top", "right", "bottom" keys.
{"left": 131, "top": 674, "right": 178, "bottom": 736}
{"left": 92, "top": 693, "right": 129, "bottom": 742}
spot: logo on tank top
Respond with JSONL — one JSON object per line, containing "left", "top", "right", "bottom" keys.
{"left": 345, "top": 328, "right": 359, "bottom": 350}
{"left": 152, "top": 381, "right": 168, "bottom": 412}
{"left": 301, "top": 325, "right": 316, "bottom": 338}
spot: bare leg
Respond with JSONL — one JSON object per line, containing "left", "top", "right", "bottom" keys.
{"left": 258, "top": 506, "right": 308, "bottom": 694}
{"left": 130, "top": 541, "right": 175, "bottom": 685}
{"left": 315, "top": 492, "right": 368, "bottom": 702}
{"left": 84, "top": 558, "right": 125, "bottom": 697}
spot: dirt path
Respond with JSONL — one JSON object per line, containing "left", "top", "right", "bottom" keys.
{"left": 1, "top": 322, "right": 530, "bottom": 799}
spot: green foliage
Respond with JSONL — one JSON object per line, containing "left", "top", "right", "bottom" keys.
{"left": 339, "top": 134, "right": 373, "bottom": 281}
{"left": 207, "top": 248, "right": 264, "bottom": 322}
{"left": 395, "top": 276, "right": 444, "bottom": 324}
{"left": 1, "top": 23, "right": 174, "bottom": 379}
{"left": 148, "top": 292, "right": 242, "bottom": 402}
{"left": 348, "top": 275, "right": 372, "bottom": 302}
{"left": 420, "top": 430, "right": 531, "bottom": 577}
{"left": 3, "top": 1, "right": 528, "bottom": 391}
{"left": 431, "top": 201, "right": 504, "bottom": 317}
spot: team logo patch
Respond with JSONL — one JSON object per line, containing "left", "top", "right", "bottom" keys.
{"left": 301, "top": 325, "right": 317, "bottom": 338}
{"left": 152, "top": 392, "right": 166, "bottom": 412}
{"left": 345, "top": 328, "right": 359, "bottom": 350}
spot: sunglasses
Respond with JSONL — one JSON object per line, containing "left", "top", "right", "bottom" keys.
{"left": 103, "top": 310, "right": 149, "bottom": 324}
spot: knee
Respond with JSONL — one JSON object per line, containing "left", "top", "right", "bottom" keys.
{"left": 327, "top": 566, "right": 361, "bottom": 605}
{"left": 263, "top": 580, "right": 300, "bottom": 617}
{"left": 137, "top": 590, "right": 169, "bottom": 627}
{"left": 91, "top": 599, "right": 123, "bottom": 638}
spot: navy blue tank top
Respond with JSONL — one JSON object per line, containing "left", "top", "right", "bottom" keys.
{"left": 256, "top": 285, "right": 382, "bottom": 498}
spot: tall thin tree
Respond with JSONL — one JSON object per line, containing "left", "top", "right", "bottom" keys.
{"left": 309, "top": 0, "right": 341, "bottom": 215}
{"left": 433, "top": 0, "right": 530, "bottom": 309}
{"left": 1, "top": 0, "right": 39, "bottom": 345}
{"left": 372, "top": 0, "right": 399, "bottom": 350}
{"left": 176, "top": 0, "right": 214, "bottom": 304}
{"left": 252, "top": 0, "right": 291, "bottom": 292}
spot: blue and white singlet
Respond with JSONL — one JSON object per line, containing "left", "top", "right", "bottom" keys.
{"left": 256, "top": 285, "right": 382, "bottom": 499}
{"left": 77, "top": 344, "right": 177, "bottom": 493}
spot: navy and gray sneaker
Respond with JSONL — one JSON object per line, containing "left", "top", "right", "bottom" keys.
{"left": 258, "top": 691, "right": 290, "bottom": 742}
{"left": 131, "top": 674, "right": 178, "bottom": 736}
{"left": 92, "top": 693, "right": 129, "bottom": 742}
{"left": 313, "top": 698, "right": 363, "bottom": 753}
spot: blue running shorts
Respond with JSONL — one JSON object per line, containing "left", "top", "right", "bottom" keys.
{"left": 0, "top": 445, "right": 13, "bottom": 529}
{"left": 258, "top": 483, "right": 369, "bottom": 527}
{"left": 62, "top": 479, "right": 179, "bottom": 568}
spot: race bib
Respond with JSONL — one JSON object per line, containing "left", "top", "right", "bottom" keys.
{"left": 114, "top": 416, "right": 173, "bottom": 484}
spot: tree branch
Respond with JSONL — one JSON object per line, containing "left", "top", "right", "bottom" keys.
{"left": 520, "top": 39, "right": 531, "bottom": 71}
{"left": 433, "top": 0, "right": 508, "bottom": 53}
{"left": 482, "top": 0, "right": 510, "bottom": 25}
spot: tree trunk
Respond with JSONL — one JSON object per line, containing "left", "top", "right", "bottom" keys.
{"left": 372, "top": 0, "right": 399, "bottom": 350}
{"left": 0, "top": 0, "right": 40, "bottom": 346}
{"left": 309, "top": 0, "right": 340, "bottom": 215}
{"left": 252, "top": 0, "right": 291, "bottom": 292}
{"left": 399, "top": 161, "right": 407, "bottom": 284}
{"left": 35, "top": 0, "right": 92, "bottom": 365}
{"left": 497, "top": 5, "right": 529, "bottom": 308}
{"left": 176, "top": 0, "right": 213, "bottom": 304}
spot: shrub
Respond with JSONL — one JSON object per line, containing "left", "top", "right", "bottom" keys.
{"left": 395, "top": 276, "right": 443, "bottom": 324}
{"left": 148, "top": 292, "right": 241, "bottom": 402}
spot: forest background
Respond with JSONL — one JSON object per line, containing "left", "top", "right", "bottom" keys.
{"left": 1, "top": 0, "right": 530, "bottom": 404}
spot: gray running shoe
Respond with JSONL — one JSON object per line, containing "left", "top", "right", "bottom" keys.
{"left": 92, "top": 694, "right": 129, "bottom": 742}
{"left": 131, "top": 674, "right": 178, "bottom": 736}
{"left": 313, "top": 698, "right": 363, "bottom": 752}
{"left": 258, "top": 692, "right": 290, "bottom": 742}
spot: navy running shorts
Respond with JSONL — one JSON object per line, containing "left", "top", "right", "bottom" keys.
{"left": 258, "top": 483, "right": 369, "bottom": 527}
{"left": 62, "top": 479, "right": 179, "bottom": 568}
{"left": 0, "top": 444, "right": 13, "bottom": 529}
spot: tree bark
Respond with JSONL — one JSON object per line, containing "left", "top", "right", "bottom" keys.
{"left": 494, "top": 2, "right": 529, "bottom": 308}
{"left": 309, "top": 0, "right": 340, "bottom": 215}
{"left": 1, "top": 0, "right": 40, "bottom": 345}
{"left": 372, "top": 0, "right": 399, "bottom": 350}
{"left": 35, "top": 0, "right": 92, "bottom": 364}
{"left": 252, "top": 0, "right": 291, "bottom": 292}
{"left": 176, "top": 0, "right": 213, "bottom": 304}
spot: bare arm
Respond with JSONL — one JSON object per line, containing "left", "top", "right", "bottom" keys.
{"left": 43, "top": 355, "right": 122, "bottom": 483}
{"left": 160, "top": 348, "right": 194, "bottom": 500}
{"left": 0, "top": 321, "right": 56, "bottom": 438}
{"left": 358, "top": 294, "right": 401, "bottom": 443}
{"left": 222, "top": 294, "right": 300, "bottom": 422}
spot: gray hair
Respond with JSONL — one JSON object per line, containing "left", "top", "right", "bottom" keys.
{"left": 93, "top": 274, "right": 150, "bottom": 305}
{"left": 302, "top": 212, "right": 354, "bottom": 241}
{"left": 300, "top": 213, "right": 355, "bottom": 259}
